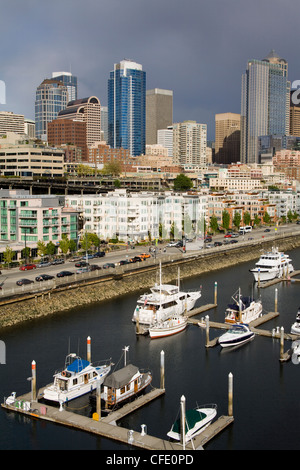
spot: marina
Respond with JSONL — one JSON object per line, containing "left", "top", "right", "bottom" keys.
{"left": 1, "top": 247, "right": 300, "bottom": 450}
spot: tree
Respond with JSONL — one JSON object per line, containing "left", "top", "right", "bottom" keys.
{"left": 253, "top": 214, "right": 261, "bottom": 227}
{"left": 287, "top": 209, "right": 293, "bottom": 223}
{"left": 243, "top": 211, "right": 251, "bottom": 226}
{"left": 69, "top": 239, "right": 77, "bottom": 253}
{"left": 102, "top": 161, "right": 122, "bottom": 176}
{"left": 59, "top": 235, "right": 70, "bottom": 257}
{"left": 233, "top": 212, "right": 241, "bottom": 230}
{"left": 45, "top": 241, "right": 56, "bottom": 258}
{"left": 222, "top": 210, "right": 230, "bottom": 231}
{"left": 80, "top": 232, "right": 92, "bottom": 252}
{"left": 209, "top": 215, "right": 219, "bottom": 233}
{"left": 37, "top": 240, "right": 47, "bottom": 258}
{"left": 263, "top": 211, "right": 271, "bottom": 224}
{"left": 173, "top": 174, "right": 193, "bottom": 191}
{"left": 3, "top": 246, "right": 15, "bottom": 267}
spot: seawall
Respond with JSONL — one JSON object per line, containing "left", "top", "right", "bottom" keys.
{"left": 1, "top": 235, "right": 300, "bottom": 329}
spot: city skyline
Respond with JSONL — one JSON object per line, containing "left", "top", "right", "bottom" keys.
{"left": 1, "top": 0, "right": 300, "bottom": 141}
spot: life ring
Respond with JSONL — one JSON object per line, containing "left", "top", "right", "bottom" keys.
{"left": 61, "top": 371, "right": 66, "bottom": 377}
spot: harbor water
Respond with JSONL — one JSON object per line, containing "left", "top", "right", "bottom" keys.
{"left": 1, "top": 247, "right": 300, "bottom": 450}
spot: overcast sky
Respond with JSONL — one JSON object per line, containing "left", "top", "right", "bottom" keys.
{"left": 1, "top": 0, "right": 300, "bottom": 140}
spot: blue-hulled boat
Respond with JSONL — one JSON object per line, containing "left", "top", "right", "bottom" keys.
{"left": 218, "top": 323, "right": 254, "bottom": 348}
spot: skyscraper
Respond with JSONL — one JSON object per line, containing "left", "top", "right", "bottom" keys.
{"left": 35, "top": 79, "right": 68, "bottom": 141}
{"left": 215, "top": 113, "right": 240, "bottom": 164}
{"left": 108, "top": 59, "right": 146, "bottom": 157}
{"left": 52, "top": 72, "right": 78, "bottom": 102}
{"left": 241, "top": 50, "right": 289, "bottom": 163}
{"left": 146, "top": 88, "right": 173, "bottom": 145}
{"left": 172, "top": 120, "right": 207, "bottom": 166}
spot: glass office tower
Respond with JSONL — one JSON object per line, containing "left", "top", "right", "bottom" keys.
{"left": 241, "top": 50, "right": 289, "bottom": 163}
{"left": 108, "top": 60, "right": 146, "bottom": 156}
{"left": 52, "top": 72, "right": 78, "bottom": 102}
{"left": 35, "top": 79, "right": 68, "bottom": 141}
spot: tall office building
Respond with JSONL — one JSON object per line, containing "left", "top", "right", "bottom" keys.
{"left": 101, "top": 106, "right": 108, "bottom": 142}
{"left": 146, "top": 88, "right": 173, "bottom": 145}
{"left": 56, "top": 96, "right": 101, "bottom": 147}
{"left": 0, "top": 111, "right": 25, "bottom": 135}
{"left": 215, "top": 113, "right": 240, "bottom": 164}
{"left": 241, "top": 50, "right": 289, "bottom": 163}
{"left": 35, "top": 79, "right": 68, "bottom": 141}
{"left": 108, "top": 59, "right": 146, "bottom": 157}
{"left": 52, "top": 72, "right": 78, "bottom": 102}
{"left": 172, "top": 121, "right": 207, "bottom": 166}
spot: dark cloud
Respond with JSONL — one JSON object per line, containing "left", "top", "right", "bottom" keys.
{"left": 1, "top": 0, "right": 300, "bottom": 139}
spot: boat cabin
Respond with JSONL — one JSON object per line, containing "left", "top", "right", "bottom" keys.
{"left": 102, "top": 364, "right": 152, "bottom": 408}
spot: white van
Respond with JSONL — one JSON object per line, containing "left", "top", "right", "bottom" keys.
{"left": 239, "top": 225, "right": 252, "bottom": 234}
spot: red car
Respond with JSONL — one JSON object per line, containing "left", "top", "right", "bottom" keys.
{"left": 19, "top": 264, "right": 36, "bottom": 271}
{"left": 224, "top": 234, "right": 232, "bottom": 238}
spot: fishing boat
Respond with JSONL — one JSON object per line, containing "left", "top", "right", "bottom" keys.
{"left": 132, "top": 263, "right": 201, "bottom": 326}
{"left": 167, "top": 403, "right": 217, "bottom": 443}
{"left": 291, "top": 308, "right": 300, "bottom": 335}
{"left": 218, "top": 323, "right": 254, "bottom": 348}
{"left": 101, "top": 346, "right": 152, "bottom": 409}
{"left": 148, "top": 315, "right": 188, "bottom": 339}
{"left": 249, "top": 247, "right": 294, "bottom": 282}
{"left": 43, "top": 353, "right": 111, "bottom": 404}
{"left": 225, "top": 288, "right": 262, "bottom": 324}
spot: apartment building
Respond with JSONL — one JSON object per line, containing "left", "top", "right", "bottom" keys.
{"left": 0, "top": 111, "right": 25, "bottom": 135}
{"left": 66, "top": 190, "right": 207, "bottom": 242}
{"left": 173, "top": 121, "right": 207, "bottom": 166}
{"left": 0, "top": 190, "right": 79, "bottom": 260}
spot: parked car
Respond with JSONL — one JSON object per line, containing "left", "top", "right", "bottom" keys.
{"left": 19, "top": 264, "right": 36, "bottom": 271}
{"left": 167, "top": 241, "right": 179, "bottom": 247}
{"left": 204, "top": 236, "right": 212, "bottom": 242}
{"left": 16, "top": 278, "right": 34, "bottom": 286}
{"left": 231, "top": 233, "right": 239, "bottom": 238}
{"left": 51, "top": 259, "right": 65, "bottom": 265}
{"left": 56, "top": 271, "right": 74, "bottom": 278}
{"left": 103, "top": 263, "right": 115, "bottom": 269}
{"left": 75, "top": 261, "right": 89, "bottom": 267}
{"left": 119, "top": 260, "right": 130, "bottom": 265}
{"left": 230, "top": 239, "right": 239, "bottom": 244}
{"left": 36, "top": 261, "right": 51, "bottom": 268}
{"left": 214, "top": 241, "right": 222, "bottom": 246}
{"left": 93, "top": 251, "right": 106, "bottom": 258}
{"left": 35, "top": 274, "right": 55, "bottom": 282}
{"left": 206, "top": 243, "right": 214, "bottom": 248}
{"left": 264, "top": 228, "right": 271, "bottom": 232}
{"left": 70, "top": 256, "right": 82, "bottom": 262}
{"left": 224, "top": 234, "right": 232, "bottom": 238}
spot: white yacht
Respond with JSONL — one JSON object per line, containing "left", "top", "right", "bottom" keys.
{"left": 132, "top": 264, "right": 201, "bottom": 326}
{"left": 218, "top": 323, "right": 255, "bottom": 348}
{"left": 250, "top": 247, "right": 294, "bottom": 282}
{"left": 225, "top": 288, "right": 262, "bottom": 324}
{"left": 148, "top": 315, "right": 188, "bottom": 339}
{"left": 291, "top": 308, "right": 300, "bottom": 335}
{"left": 43, "top": 353, "right": 111, "bottom": 404}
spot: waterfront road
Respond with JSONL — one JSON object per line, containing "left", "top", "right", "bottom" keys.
{"left": 0, "top": 223, "right": 299, "bottom": 292}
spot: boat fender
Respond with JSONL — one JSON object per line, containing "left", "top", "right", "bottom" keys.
{"left": 61, "top": 371, "right": 66, "bottom": 377}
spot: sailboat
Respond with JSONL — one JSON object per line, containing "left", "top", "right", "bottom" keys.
{"left": 132, "top": 263, "right": 201, "bottom": 326}
{"left": 225, "top": 288, "right": 262, "bottom": 324}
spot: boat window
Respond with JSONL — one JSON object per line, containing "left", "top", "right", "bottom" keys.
{"left": 73, "top": 378, "right": 78, "bottom": 386}
{"left": 120, "top": 387, "right": 125, "bottom": 395}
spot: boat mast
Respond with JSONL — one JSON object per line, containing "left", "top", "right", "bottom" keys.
{"left": 178, "top": 266, "right": 180, "bottom": 290}
{"left": 123, "top": 346, "right": 129, "bottom": 366}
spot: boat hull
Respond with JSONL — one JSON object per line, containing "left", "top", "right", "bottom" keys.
{"left": 291, "top": 323, "right": 300, "bottom": 335}
{"left": 219, "top": 332, "right": 254, "bottom": 348}
{"left": 149, "top": 319, "right": 188, "bottom": 339}
{"left": 225, "top": 303, "right": 262, "bottom": 324}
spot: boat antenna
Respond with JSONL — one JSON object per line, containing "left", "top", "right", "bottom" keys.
{"left": 123, "top": 345, "right": 129, "bottom": 367}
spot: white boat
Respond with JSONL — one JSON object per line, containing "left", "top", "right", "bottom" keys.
{"left": 167, "top": 404, "right": 217, "bottom": 443}
{"left": 102, "top": 346, "right": 152, "bottom": 409}
{"left": 225, "top": 288, "right": 262, "bottom": 324}
{"left": 250, "top": 247, "right": 294, "bottom": 282}
{"left": 149, "top": 315, "right": 188, "bottom": 339}
{"left": 43, "top": 353, "right": 111, "bottom": 404}
{"left": 218, "top": 323, "right": 254, "bottom": 348}
{"left": 132, "top": 264, "right": 201, "bottom": 326}
{"left": 291, "top": 308, "right": 300, "bottom": 335}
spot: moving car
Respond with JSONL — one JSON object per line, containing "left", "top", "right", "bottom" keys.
{"left": 130, "top": 256, "right": 142, "bottom": 263}
{"left": 56, "top": 271, "right": 74, "bottom": 278}
{"left": 119, "top": 260, "right": 130, "bottom": 265}
{"left": 93, "top": 251, "right": 106, "bottom": 258}
{"left": 76, "top": 267, "right": 91, "bottom": 274}
{"left": 16, "top": 278, "right": 34, "bottom": 286}
{"left": 36, "top": 261, "right": 51, "bottom": 268}
{"left": 19, "top": 264, "right": 36, "bottom": 271}
{"left": 90, "top": 264, "right": 101, "bottom": 271}
{"left": 214, "top": 241, "right": 222, "bottom": 246}
{"left": 103, "top": 263, "right": 115, "bottom": 269}
{"left": 35, "top": 274, "right": 55, "bottom": 282}
{"left": 75, "top": 261, "right": 89, "bottom": 267}
{"left": 140, "top": 253, "right": 151, "bottom": 259}
{"left": 224, "top": 234, "right": 232, "bottom": 238}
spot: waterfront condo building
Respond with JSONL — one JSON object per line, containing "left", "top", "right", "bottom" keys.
{"left": 108, "top": 60, "right": 146, "bottom": 157}
{"left": 146, "top": 89, "right": 173, "bottom": 145}
{"left": 240, "top": 50, "right": 290, "bottom": 164}
{"left": 35, "top": 79, "right": 68, "bottom": 141}
{"left": 0, "top": 190, "right": 79, "bottom": 261}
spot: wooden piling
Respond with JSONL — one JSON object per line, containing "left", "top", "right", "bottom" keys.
{"left": 31, "top": 360, "right": 36, "bottom": 402}
{"left": 160, "top": 350, "right": 165, "bottom": 390}
{"left": 87, "top": 336, "right": 91, "bottom": 363}
{"left": 228, "top": 372, "right": 233, "bottom": 417}
{"left": 180, "top": 395, "right": 186, "bottom": 450}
